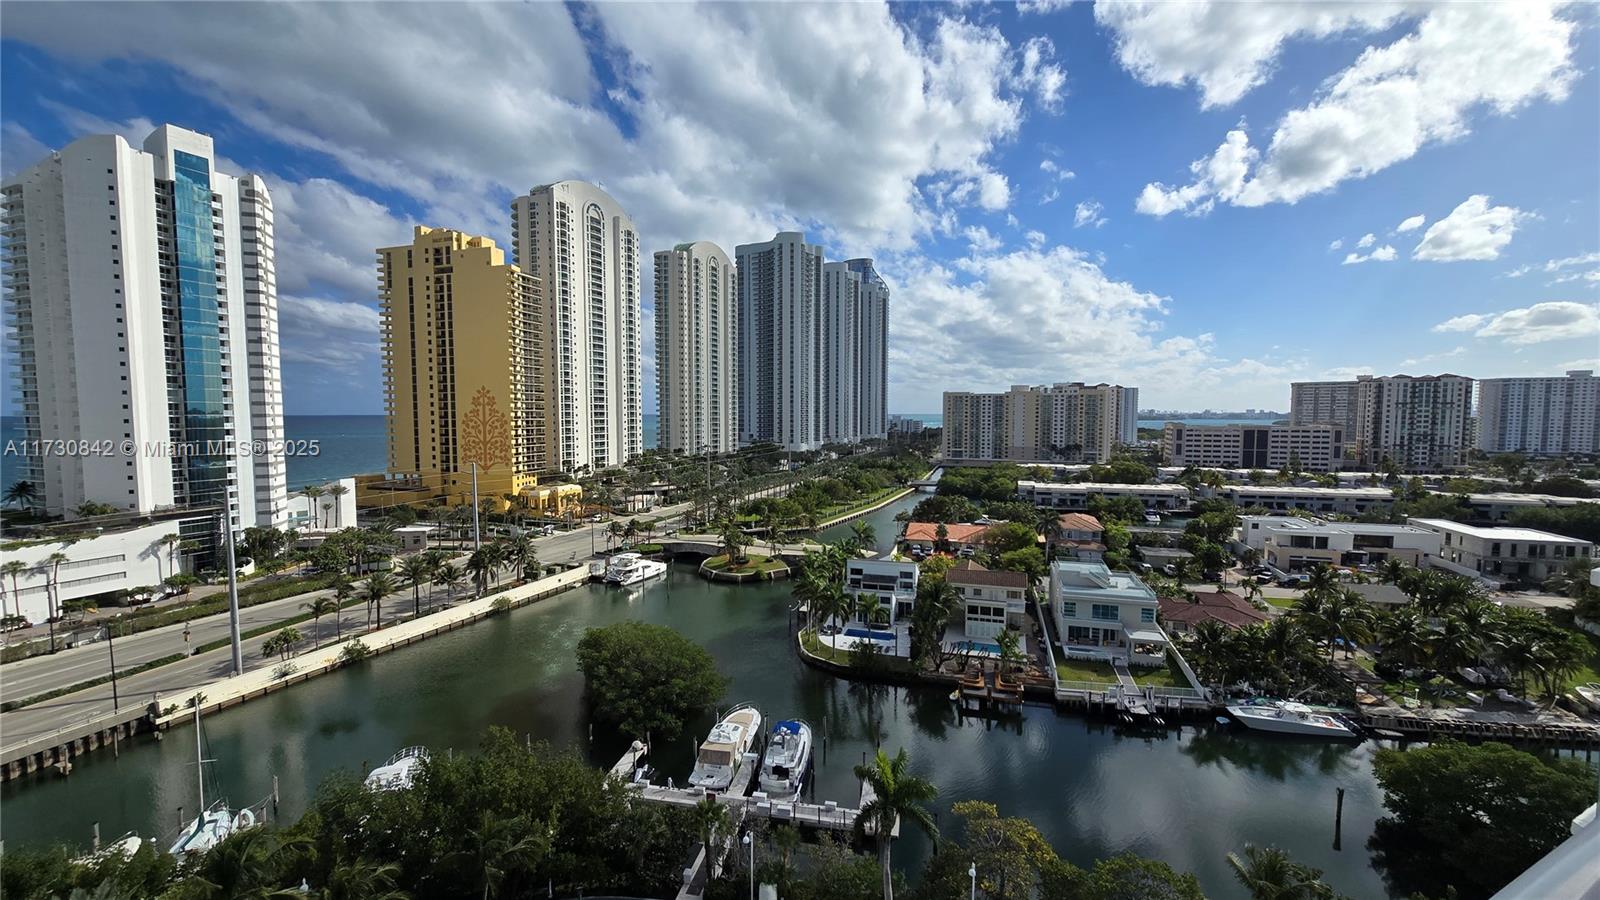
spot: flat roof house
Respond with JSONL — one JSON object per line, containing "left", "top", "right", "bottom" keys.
{"left": 1235, "top": 515, "right": 1441, "bottom": 570}
{"left": 1218, "top": 485, "right": 1395, "bottom": 515}
{"left": 1019, "top": 481, "right": 1191, "bottom": 511}
{"left": 845, "top": 557, "right": 919, "bottom": 624}
{"left": 1049, "top": 560, "right": 1168, "bottom": 667}
{"left": 946, "top": 561, "right": 1030, "bottom": 640}
{"left": 1409, "top": 519, "right": 1594, "bottom": 586}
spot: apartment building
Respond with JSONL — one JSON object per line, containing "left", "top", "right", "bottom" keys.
{"left": 1161, "top": 422, "right": 1346, "bottom": 472}
{"left": 1, "top": 124, "right": 287, "bottom": 530}
{"left": 1476, "top": 371, "right": 1600, "bottom": 456}
{"left": 1218, "top": 485, "right": 1394, "bottom": 516}
{"left": 1049, "top": 560, "right": 1168, "bottom": 667}
{"left": 941, "top": 382, "right": 1137, "bottom": 462}
{"left": 1411, "top": 518, "right": 1594, "bottom": 585}
{"left": 5, "top": 511, "right": 213, "bottom": 623}
{"left": 380, "top": 226, "right": 549, "bottom": 510}
{"left": 736, "top": 232, "right": 823, "bottom": 450}
{"left": 510, "top": 181, "right": 642, "bottom": 472}
{"left": 654, "top": 241, "right": 738, "bottom": 455}
{"left": 845, "top": 259, "right": 889, "bottom": 442}
{"left": 1236, "top": 515, "right": 1441, "bottom": 570}
{"left": 1357, "top": 374, "right": 1475, "bottom": 470}
{"left": 1017, "top": 481, "right": 1191, "bottom": 511}
{"left": 1289, "top": 381, "right": 1360, "bottom": 436}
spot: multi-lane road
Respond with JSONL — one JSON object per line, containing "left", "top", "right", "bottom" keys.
{"left": 0, "top": 501, "right": 696, "bottom": 754}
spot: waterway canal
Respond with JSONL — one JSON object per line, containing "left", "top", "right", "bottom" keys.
{"left": 2, "top": 495, "right": 1395, "bottom": 898}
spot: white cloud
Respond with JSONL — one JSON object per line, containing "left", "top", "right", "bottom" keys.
{"left": 1356, "top": 233, "right": 1376, "bottom": 249}
{"left": 1017, "top": 0, "right": 1071, "bottom": 15}
{"left": 1025, "top": 230, "right": 1046, "bottom": 248}
{"left": 1505, "top": 265, "right": 1532, "bottom": 278}
{"left": 1434, "top": 302, "right": 1599, "bottom": 345}
{"left": 963, "top": 225, "right": 1003, "bottom": 253}
{"left": 0, "top": 123, "right": 50, "bottom": 178}
{"left": 1400, "top": 345, "right": 1466, "bottom": 367}
{"left": 1132, "top": 4, "right": 1579, "bottom": 214}
{"left": 1040, "top": 186, "right": 1060, "bottom": 206}
{"left": 268, "top": 177, "right": 414, "bottom": 295}
{"left": 1073, "top": 199, "right": 1108, "bottom": 229}
{"left": 1395, "top": 214, "right": 1426, "bottom": 233}
{"left": 976, "top": 171, "right": 1012, "bottom": 211}
{"left": 1093, "top": 1, "right": 1407, "bottom": 108}
{"left": 1412, "top": 195, "right": 1530, "bottom": 262}
{"left": 278, "top": 295, "right": 381, "bottom": 372}
{"left": 1342, "top": 244, "right": 1396, "bottom": 265}
{"left": 1016, "top": 36, "right": 1067, "bottom": 112}
{"left": 1548, "top": 270, "right": 1600, "bottom": 287}
{"left": 1328, "top": 239, "right": 1343, "bottom": 252}
{"left": 1039, "top": 158, "right": 1075, "bottom": 180}
{"left": 1544, "top": 251, "right": 1600, "bottom": 271}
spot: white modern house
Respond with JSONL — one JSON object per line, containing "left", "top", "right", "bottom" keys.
{"left": 285, "top": 477, "right": 358, "bottom": 532}
{"left": 1410, "top": 518, "right": 1594, "bottom": 585}
{"left": 1018, "top": 481, "right": 1190, "bottom": 511}
{"left": 1049, "top": 560, "right": 1167, "bottom": 667}
{"left": 946, "top": 561, "right": 1029, "bottom": 640}
{"left": 1217, "top": 485, "right": 1394, "bottom": 515}
{"left": 1236, "top": 516, "right": 1441, "bottom": 570}
{"left": 2, "top": 124, "right": 288, "bottom": 531}
{"left": 844, "top": 557, "right": 919, "bottom": 625}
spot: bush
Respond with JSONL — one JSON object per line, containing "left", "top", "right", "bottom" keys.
{"left": 338, "top": 639, "right": 372, "bottom": 664}
{"left": 576, "top": 621, "right": 727, "bottom": 740}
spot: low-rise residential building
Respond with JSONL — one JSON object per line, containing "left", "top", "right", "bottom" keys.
{"left": 1236, "top": 516, "right": 1441, "bottom": 570}
{"left": 946, "top": 561, "right": 1029, "bottom": 639}
{"left": 1218, "top": 485, "right": 1394, "bottom": 515}
{"left": 1410, "top": 518, "right": 1594, "bottom": 585}
{"left": 1050, "top": 513, "right": 1105, "bottom": 560}
{"left": 1158, "top": 590, "right": 1267, "bottom": 634}
{"left": 1018, "top": 481, "right": 1191, "bottom": 511}
{"left": 1162, "top": 423, "right": 1347, "bottom": 472}
{"left": 844, "top": 557, "right": 919, "bottom": 623}
{"left": 1049, "top": 560, "right": 1168, "bottom": 667}
{"left": 902, "top": 522, "right": 991, "bottom": 551}
{"left": 286, "top": 478, "right": 358, "bottom": 532}
{"left": 1457, "top": 493, "right": 1598, "bottom": 524}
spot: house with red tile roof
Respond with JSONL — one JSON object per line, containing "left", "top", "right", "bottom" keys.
{"left": 903, "top": 521, "right": 991, "bottom": 550}
{"left": 1050, "top": 512, "right": 1105, "bottom": 561}
{"left": 946, "top": 560, "right": 1031, "bottom": 639}
{"left": 1157, "top": 589, "right": 1268, "bottom": 634}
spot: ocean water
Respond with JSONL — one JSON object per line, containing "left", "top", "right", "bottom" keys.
{"left": 1139, "top": 416, "right": 1286, "bottom": 427}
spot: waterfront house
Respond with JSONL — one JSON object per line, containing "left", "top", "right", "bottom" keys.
{"left": 1049, "top": 513, "right": 1105, "bottom": 561}
{"left": 1157, "top": 590, "right": 1267, "bottom": 634}
{"left": 946, "top": 561, "right": 1029, "bottom": 639}
{"left": 1410, "top": 518, "right": 1594, "bottom": 586}
{"left": 845, "top": 557, "right": 919, "bottom": 624}
{"left": 902, "top": 522, "right": 991, "bottom": 553}
{"left": 1049, "top": 560, "right": 1169, "bottom": 667}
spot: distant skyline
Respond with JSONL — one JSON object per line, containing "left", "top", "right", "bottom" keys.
{"left": 2, "top": 2, "right": 1596, "bottom": 416}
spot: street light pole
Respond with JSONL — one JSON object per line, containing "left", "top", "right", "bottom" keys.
{"left": 221, "top": 514, "right": 243, "bottom": 676}
{"left": 471, "top": 462, "right": 482, "bottom": 551}
{"left": 104, "top": 616, "right": 120, "bottom": 712}
{"left": 969, "top": 863, "right": 977, "bottom": 900}
{"left": 742, "top": 832, "right": 753, "bottom": 900}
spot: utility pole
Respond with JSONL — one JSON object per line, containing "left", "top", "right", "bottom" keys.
{"left": 104, "top": 616, "right": 120, "bottom": 712}
{"left": 221, "top": 514, "right": 243, "bottom": 676}
{"left": 471, "top": 462, "right": 482, "bottom": 551}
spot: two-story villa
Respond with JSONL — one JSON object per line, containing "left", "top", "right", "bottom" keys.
{"left": 844, "top": 557, "right": 919, "bottom": 624}
{"left": 1049, "top": 513, "right": 1105, "bottom": 561}
{"left": 946, "top": 561, "right": 1029, "bottom": 640}
{"left": 1049, "top": 560, "right": 1168, "bottom": 667}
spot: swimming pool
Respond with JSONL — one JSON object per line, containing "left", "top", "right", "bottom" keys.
{"left": 952, "top": 639, "right": 1002, "bottom": 655}
{"left": 842, "top": 627, "right": 896, "bottom": 643}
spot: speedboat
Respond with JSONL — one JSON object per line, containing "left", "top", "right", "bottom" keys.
{"left": 1224, "top": 699, "right": 1359, "bottom": 738}
{"left": 1575, "top": 682, "right": 1600, "bottom": 714}
{"left": 1144, "top": 513, "right": 1161, "bottom": 525}
{"left": 688, "top": 704, "right": 762, "bottom": 792}
{"left": 606, "top": 553, "right": 667, "bottom": 585}
{"left": 364, "top": 745, "right": 429, "bottom": 791}
{"left": 758, "top": 719, "right": 812, "bottom": 799}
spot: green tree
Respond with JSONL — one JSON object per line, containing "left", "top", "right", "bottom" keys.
{"left": 1369, "top": 741, "right": 1595, "bottom": 898}
{"left": 363, "top": 571, "right": 396, "bottom": 628}
{"left": 444, "top": 810, "right": 549, "bottom": 900}
{"left": 853, "top": 748, "right": 938, "bottom": 900}
{"left": 300, "top": 595, "right": 341, "bottom": 648}
{"left": 1040, "top": 853, "right": 1205, "bottom": 900}
{"left": 575, "top": 621, "right": 727, "bottom": 739}
{"left": 1224, "top": 845, "right": 1335, "bottom": 900}
{"left": 399, "top": 554, "right": 432, "bottom": 617}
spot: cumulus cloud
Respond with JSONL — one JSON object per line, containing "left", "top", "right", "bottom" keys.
{"left": 1342, "top": 245, "right": 1396, "bottom": 265}
{"left": 1016, "top": 36, "right": 1067, "bottom": 112}
{"left": 1039, "top": 158, "right": 1075, "bottom": 180}
{"left": 278, "top": 295, "right": 381, "bottom": 372}
{"left": 963, "top": 225, "right": 1003, "bottom": 253}
{"left": 1073, "top": 200, "right": 1108, "bottom": 229}
{"left": 1356, "top": 233, "right": 1376, "bottom": 249}
{"left": 1395, "top": 214, "right": 1426, "bottom": 233}
{"left": 1132, "top": 4, "right": 1579, "bottom": 215}
{"left": 1433, "top": 302, "right": 1600, "bottom": 345}
{"left": 1412, "top": 195, "right": 1530, "bottom": 261}
{"left": 1328, "top": 239, "right": 1343, "bottom": 252}
{"left": 269, "top": 177, "right": 414, "bottom": 295}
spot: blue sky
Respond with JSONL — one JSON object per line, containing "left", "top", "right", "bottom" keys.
{"left": 3, "top": 1, "right": 1597, "bottom": 417}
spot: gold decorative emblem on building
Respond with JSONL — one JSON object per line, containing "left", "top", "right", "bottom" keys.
{"left": 459, "top": 386, "right": 511, "bottom": 472}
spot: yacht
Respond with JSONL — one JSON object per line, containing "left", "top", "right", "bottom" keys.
{"left": 168, "top": 706, "right": 253, "bottom": 856}
{"left": 364, "top": 746, "right": 429, "bottom": 791}
{"left": 1224, "top": 700, "right": 1359, "bottom": 738}
{"left": 606, "top": 552, "right": 667, "bottom": 586}
{"left": 758, "top": 719, "right": 812, "bottom": 799}
{"left": 688, "top": 704, "right": 762, "bottom": 792}
{"left": 1574, "top": 682, "right": 1600, "bottom": 714}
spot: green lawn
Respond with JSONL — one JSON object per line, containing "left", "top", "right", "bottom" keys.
{"left": 1051, "top": 650, "right": 1119, "bottom": 683}
{"left": 816, "top": 487, "right": 908, "bottom": 527}
{"left": 1264, "top": 595, "right": 1297, "bottom": 610}
{"left": 704, "top": 553, "right": 789, "bottom": 575}
{"left": 1560, "top": 626, "right": 1600, "bottom": 693}
{"left": 1132, "top": 657, "right": 1189, "bottom": 688}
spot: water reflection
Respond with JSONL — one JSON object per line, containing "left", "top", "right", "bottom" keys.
{"left": 1181, "top": 727, "right": 1371, "bottom": 781}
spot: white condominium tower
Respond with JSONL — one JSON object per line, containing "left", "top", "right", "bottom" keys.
{"left": 1352, "top": 374, "right": 1474, "bottom": 471}
{"left": 511, "top": 181, "right": 642, "bottom": 472}
{"left": 824, "top": 258, "right": 888, "bottom": 443}
{"left": 942, "top": 382, "right": 1136, "bottom": 462}
{"left": 1290, "top": 380, "right": 1361, "bottom": 436}
{"left": 1476, "top": 370, "right": 1600, "bottom": 456}
{"left": 654, "top": 241, "right": 738, "bottom": 455}
{"left": 2, "top": 124, "right": 287, "bottom": 528}
{"left": 737, "top": 232, "right": 824, "bottom": 450}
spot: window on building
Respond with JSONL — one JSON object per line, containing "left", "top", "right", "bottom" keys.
{"left": 1060, "top": 601, "right": 1077, "bottom": 618}
{"left": 1140, "top": 607, "right": 1155, "bottom": 623}
{"left": 1091, "top": 603, "right": 1118, "bottom": 621}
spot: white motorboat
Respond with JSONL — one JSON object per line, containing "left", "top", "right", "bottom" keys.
{"left": 168, "top": 705, "right": 253, "bottom": 856}
{"left": 76, "top": 832, "right": 142, "bottom": 864}
{"left": 364, "top": 745, "right": 430, "bottom": 791}
{"left": 688, "top": 704, "right": 762, "bottom": 792}
{"left": 758, "top": 719, "right": 812, "bottom": 799}
{"left": 606, "top": 553, "right": 667, "bottom": 586}
{"left": 1224, "top": 700, "right": 1359, "bottom": 739}
{"left": 1574, "top": 682, "right": 1600, "bottom": 714}
{"left": 1144, "top": 513, "right": 1161, "bottom": 525}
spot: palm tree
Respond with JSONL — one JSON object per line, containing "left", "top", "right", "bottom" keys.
{"left": 3, "top": 480, "right": 38, "bottom": 508}
{"left": 1225, "top": 844, "right": 1335, "bottom": 899}
{"left": 301, "top": 485, "right": 325, "bottom": 529}
{"left": 40, "top": 552, "right": 69, "bottom": 652}
{"left": 436, "top": 564, "right": 463, "bottom": 605}
{"left": 853, "top": 748, "right": 938, "bottom": 900}
{"left": 363, "top": 571, "right": 396, "bottom": 629}
{"left": 0, "top": 559, "right": 26, "bottom": 636}
{"left": 855, "top": 592, "right": 887, "bottom": 630}
{"left": 153, "top": 532, "right": 181, "bottom": 582}
{"left": 1298, "top": 589, "right": 1374, "bottom": 659}
{"left": 1377, "top": 557, "right": 1409, "bottom": 585}
{"left": 505, "top": 534, "right": 536, "bottom": 582}
{"left": 181, "top": 827, "right": 308, "bottom": 899}
{"left": 717, "top": 518, "right": 747, "bottom": 565}
{"left": 323, "top": 856, "right": 408, "bottom": 900}
{"left": 850, "top": 519, "right": 877, "bottom": 553}
{"left": 399, "top": 554, "right": 432, "bottom": 618}
{"left": 326, "top": 482, "right": 350, "bottom": 527}
{"left": 445, "top": 810, "right": 546, "bottom": 900}
{"left": 301, "top": 596, "right": 340, "bottom": 649}
{"left": 1303, "top": 564, "right": 1339, "bottom": 604}
{"left": 1376, "top": 607, "right": 1429, "bottom": 670}
{"left": 1184, "top": 619, "right": 1236, "bottom": 687}
{"left": 690, "top": 796, "right": 730, "bottom": 878}
{"left": 330, "top": 576, "right": 354, "bottom": 638}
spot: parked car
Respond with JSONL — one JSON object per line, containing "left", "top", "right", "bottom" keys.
{"left": 1162, "top": 564, "right": 1178, "bottom": 577}
{"left": 0, "top": 615, "right": 31, "bottom": 633}
{"left": 1278, "top": 574, "right": 1310, "bottom": 588}
{"left": 957, "top": 547, "right": 976, "bottom": 558}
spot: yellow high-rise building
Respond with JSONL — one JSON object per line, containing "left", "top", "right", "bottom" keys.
{"left": 379, "top": 226, "right": 576, "bottom": 514}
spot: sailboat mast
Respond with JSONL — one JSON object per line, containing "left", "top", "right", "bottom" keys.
{"left": 193, "top": 704, "right": 205, "bottom": 811}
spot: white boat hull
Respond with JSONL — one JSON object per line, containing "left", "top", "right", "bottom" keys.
{"left": 610, "top": 559, "right": 668, "bottom": 586}
{"left": 1225, "top": 703, "right": 1359, "bottom": 739}
{"left": 1575, "top": 684, "right": 1600, "bottom": 714}
{"left": 758, "top": 720, "right": 812, "bottom": 799}
{"left": 689, "top": 705, "right": 762, "bottom": 792}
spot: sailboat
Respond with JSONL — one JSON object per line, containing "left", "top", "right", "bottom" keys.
{"left": 168, "top": 705, "right": 254, "bottom": 856}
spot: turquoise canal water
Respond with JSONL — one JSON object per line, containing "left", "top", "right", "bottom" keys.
{"left": 1, "top": 496, "right": 1395, "bottom": 898}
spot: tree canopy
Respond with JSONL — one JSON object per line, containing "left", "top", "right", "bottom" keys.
{"left": 575, "top": 622, "right": 728, "bottom": 740}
